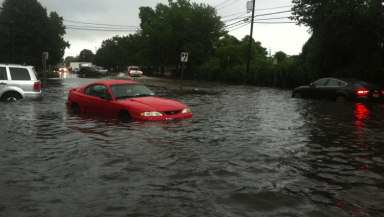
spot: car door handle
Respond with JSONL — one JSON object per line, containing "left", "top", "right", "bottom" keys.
{"left": 0, "top": 82, "right": 6, "bottom": 85}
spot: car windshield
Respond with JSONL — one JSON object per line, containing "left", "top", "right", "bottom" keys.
{"left": 110, "top": 84, "right": 155, "bottom": 100}
{"left": 130, "top": 67, "right": 139, "bottom": 70}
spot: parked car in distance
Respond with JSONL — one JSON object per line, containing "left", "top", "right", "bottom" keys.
{"left": 93, "top": 66, "right": 108, "bottom": 75}
{"left": 77, "top": 67, "right": 103, "bottom": 78}
{"left": 66, "top": 80, "right": 193, "bottom": 121}
{"left": 0, "top": 63, "right": 42, "bottom": 101}
{"left": 127, "top": 66, "right": 143, "bottom": 77}
{"left": 292, "top": 77, "right": 384, "bottom": 102}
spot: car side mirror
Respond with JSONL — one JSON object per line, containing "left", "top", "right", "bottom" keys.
{"left": 310, "top": 82, "right": 315, "bottom": 87}
{"left": 101, "top": 94, "right": 112, "bottom": 101}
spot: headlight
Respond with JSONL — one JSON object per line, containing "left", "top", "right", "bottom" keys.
{"left": 140, "top": 111, "right": 163, "bottom": 117}
{"left": 182, "top": 108, "right": 191, "bottom": 114}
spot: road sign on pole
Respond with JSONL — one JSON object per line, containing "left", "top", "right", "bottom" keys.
{"left": 181, "top": 53, "right": 188, "bottom": 62}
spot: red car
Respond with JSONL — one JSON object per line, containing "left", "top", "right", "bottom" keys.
{"left": 66, "top": 80, "right": 193, "bottom": 121}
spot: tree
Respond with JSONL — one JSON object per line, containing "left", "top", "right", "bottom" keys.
{"left": 0, "top": 0, "right": 69, "bottom": 67}
{"left": 78, "top": 49, "right": 94, "bottom": 62}
{"left": 139, "top": 0, "right": 226, "bottom": 76}
{"left": 291, "top": 0, "right": 384, "bottom": 83}
{"left": 273, "top": 51, "right": 287, "bottom": 64}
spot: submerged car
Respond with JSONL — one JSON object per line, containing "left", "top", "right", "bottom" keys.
{"left": 66, "top": 80, "right": 193, "bottom": 120}
{"left": 0, "top": 63, "right": 42, "bottom": 101}
{"left": 292, "top": 77, "right": 384, "bottom": 102}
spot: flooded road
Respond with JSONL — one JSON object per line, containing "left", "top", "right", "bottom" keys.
{"left": 1, "top": 77, "right": 384, "bottom": 217}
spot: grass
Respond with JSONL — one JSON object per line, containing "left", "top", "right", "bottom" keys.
{"left": 108, "top": 75, "right": 222, "bottom": 95}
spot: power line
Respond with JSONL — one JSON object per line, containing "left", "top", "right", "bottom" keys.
{"left": 228, "top": 22, "right": 250, "bottom": 32}
{"left": 255, "top": 5, "right": 293, "bottom": 11}
{"left": 217, "top": 0, "right": 241, "bottom": 10}
{"left": 66, "top": 25, "right": 138, "bottom": 30}
{"left": 221, "top": 11, "right": 247, "bottom": 18}
{"left": 64, "top": 19, "right": 138, "bottom": 28}
{"left": 66, "top": 27, "right": 139, "bottom": 32}
{"left": 214, "top": 0, "right": 233, "bottom": 8}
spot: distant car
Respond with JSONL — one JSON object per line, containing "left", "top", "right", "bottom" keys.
{"left": 66, "top": 80, "right": 193, "bottom": 121}
{"left": 0, "top": 63, "right": 42, "bottom": 101}
{"left": 93, "top": 66, "right": 108, "bottom": 75}
{"left": 292, "top": 77, "right": 384, "bottom": 102}
{"left": 77, "top": 67, "right": 103, "bottom": 78}
{"left": 127, "top": 66, "right": 143, "bottom": 77}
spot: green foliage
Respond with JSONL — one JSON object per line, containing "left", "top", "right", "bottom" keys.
{"left": 139, "top": 0, "right": 226, "bottom": 73}
{"left": 79, "top": 49, "right": 94, "bottom": 62}
{"left": 291, "top": 0, "right": 384, "bottom": 85}
{"left": 0, "top": 0, "right": 69, "bottom": 67}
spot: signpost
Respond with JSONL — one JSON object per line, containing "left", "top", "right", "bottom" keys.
{"left": 42, "top": 52, "right": 48, "bottom": 92}
{"left": 273, "top": 58, "right": 277, "bottom": 87}
{"left": 180, "top": 52, "right": 188, "bottom": 90}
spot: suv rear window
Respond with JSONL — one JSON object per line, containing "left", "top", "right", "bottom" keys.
{"left": 9, "top": 67, "right": 31, "bottom": 80}
{"left": 0, "top": 67, "right": 7, "bottom": 80}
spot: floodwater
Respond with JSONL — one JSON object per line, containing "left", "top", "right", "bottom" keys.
{"left": 1, "top": 77, "right": 384, "bottom": 217}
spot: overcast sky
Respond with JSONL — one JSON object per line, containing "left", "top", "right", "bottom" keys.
{"left": 2, "top": 0, "right": 311, "bottom": 58}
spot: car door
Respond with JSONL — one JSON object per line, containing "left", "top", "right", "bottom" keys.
{"left": 307, "top": 78, "right": 329, "bottom": 99}
{"left": 322, "top": 79, "right": 343, "bottom": 100}
{"left": 0, "top": 67, "right": 8, "bottom": 95}
{"left": 87, "top": 84, "right": 115, "bottom": 115}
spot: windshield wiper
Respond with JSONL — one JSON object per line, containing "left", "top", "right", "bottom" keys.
{"left": 134, "top": 93, "right": 154, "bottom": 97}
{"left": 114, "top": 96, "right": 132, "bottom": 100}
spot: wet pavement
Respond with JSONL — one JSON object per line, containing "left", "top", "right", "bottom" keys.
{"left": 0, "top": 77, "right": 384, "bottom": 217}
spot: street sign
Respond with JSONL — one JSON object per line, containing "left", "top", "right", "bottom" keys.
{"left": 181, "top": 53, "right": 188, "bottom": 62}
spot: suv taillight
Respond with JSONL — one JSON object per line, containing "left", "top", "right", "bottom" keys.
{"left": 34, "top": 82, "right": 40, "bottom": 91}
{"left": 357, "top": 90, "right": 369, "bottom": 95}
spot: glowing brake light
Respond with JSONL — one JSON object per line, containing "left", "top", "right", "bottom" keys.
{"left": 34, "top": 82, "right": 40, "bottom": 91}
{"left": 357, "top": 90, "right": 369, "bottom": 95}
{"left": 382, "top": 91, "right": 384, "bottom": 95}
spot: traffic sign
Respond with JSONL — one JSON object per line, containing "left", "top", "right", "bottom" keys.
{"left": 181, "top": 53, "right": 188, "bottom": 62}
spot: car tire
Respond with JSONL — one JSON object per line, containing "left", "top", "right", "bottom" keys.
{"left": 71, "top": 103, "right": 81, "bottom": 112}
{"left": 118, "top": 110, "right": 131, "bottom": 120}
{"left": 2, "top": 93, "right": 21, "bottom": 102}
{"left": 293, "top": 91, "right": 302, "bottom": 99}
{"left": 335, "top": 94, "right": 347, "bottom": 102}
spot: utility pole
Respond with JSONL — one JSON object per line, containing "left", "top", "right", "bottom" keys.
{"left": 246, "top": 0, "right": 256, "bottom": 75}
{"left": 11, "top": 4, "right": 14, "bottom": 63}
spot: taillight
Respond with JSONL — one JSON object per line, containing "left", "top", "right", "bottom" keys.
{"left": 34, "top": 82, "right": 40, "bottom": 91}
{"left": 357, "top": 90, "right": 369, "bottom": 95}
{"left": 382, "top": 91, "right": 384, "bottom": 95}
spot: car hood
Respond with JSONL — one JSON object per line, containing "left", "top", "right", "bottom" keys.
{"left": 120, "top": 96, "right": 187, "bottom": 111}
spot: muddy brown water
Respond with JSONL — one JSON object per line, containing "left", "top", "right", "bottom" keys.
{"left": 0, "top": 77, "right": 384, "bottom": 217}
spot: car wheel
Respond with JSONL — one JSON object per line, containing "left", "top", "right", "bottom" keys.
{"left": 82, "top": 73, "right": 86, "bottom": 78}
{"left": 335, "top": 95, "right": 347, "bottom": 102}
{"left": 71, "top": 103, "right": 81, "bottom": 112}
{"left": 3, "top": 93, "right": 21, "bottom": 102}
{"left": 293, "top": 91, "right": 302, "bottom": 99}
{"left": 118, "top": 110, "right": 131, "bottom": 120}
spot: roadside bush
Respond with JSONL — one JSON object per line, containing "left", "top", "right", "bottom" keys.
{"left": 194, "top": 59, "right": 220, "bottom": 81}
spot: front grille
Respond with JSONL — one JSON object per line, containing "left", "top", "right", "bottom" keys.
{"left": 164, "top": 110, "right": 181, "bottom": 115}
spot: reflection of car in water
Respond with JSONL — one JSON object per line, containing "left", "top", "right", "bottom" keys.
{"left": 292, "top": 77, "right": 384, "bottom": 102}
{"left": 66, "top": 80, "right": 193, "bottom": 121}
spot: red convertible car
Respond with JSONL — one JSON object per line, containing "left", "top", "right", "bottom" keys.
{"left": 66, "top": 80, "right": 193, "bottom": 121}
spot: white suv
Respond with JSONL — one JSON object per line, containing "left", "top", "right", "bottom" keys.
{"left": 0, "top": 64, "right": 43, "bottom": 101}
